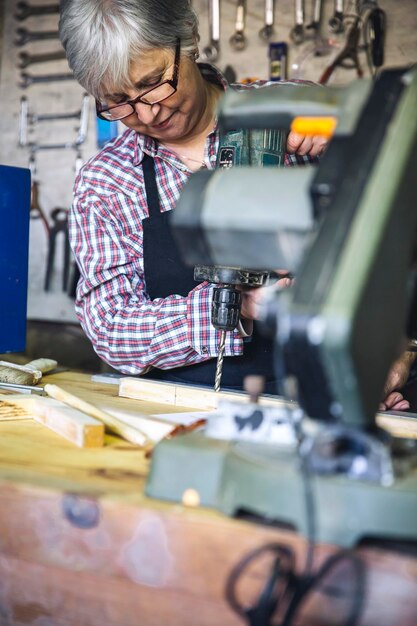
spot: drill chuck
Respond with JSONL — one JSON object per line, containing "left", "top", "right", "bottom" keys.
{"left": 212, "top": 286, "right": 241, "bottom": 331}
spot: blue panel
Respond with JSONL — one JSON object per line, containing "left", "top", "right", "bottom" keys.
{"left": 96, "top": 118, "right": 119, "bottom": 149}
{"left": 0, "top": 165, "right": 31, "bottom": 353}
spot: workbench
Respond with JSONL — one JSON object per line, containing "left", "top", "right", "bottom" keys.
{"left": 0, "top": 371, "right": 415, "bottom": 626}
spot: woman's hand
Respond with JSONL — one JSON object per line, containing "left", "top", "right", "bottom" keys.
{"left": 239, "top": 274, "right": 293, "bottom": 321}
{"left": 379, "top": 351, "right": 416, "bottom": 411}
{"left": 286, "top": 131, "right": 328, "bottom": 158}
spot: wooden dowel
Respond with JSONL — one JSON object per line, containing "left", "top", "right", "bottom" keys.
{"left": 44, "top": 383, "right": 151, "bottom": 447}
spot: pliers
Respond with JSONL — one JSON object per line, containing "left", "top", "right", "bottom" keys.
{"left": 44, "top": 207, "right": 71, "bottom": 291}
{"left": 319, "top": 17, "right": 364, "bottom": 84}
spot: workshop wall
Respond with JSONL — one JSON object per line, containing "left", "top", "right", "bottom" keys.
{"left": 0, "top": 0, "right": 415, "bottom": 328}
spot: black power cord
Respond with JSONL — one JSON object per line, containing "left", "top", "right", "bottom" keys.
{"left": 225, "top": 395, "right": 367, "bottom": 626}
{"left": 225, "top": 535, "right": 367, "bottom": 626}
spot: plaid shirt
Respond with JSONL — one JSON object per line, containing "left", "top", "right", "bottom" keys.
{"left": 69, "top": 65, "right": 317, "bottom": 374}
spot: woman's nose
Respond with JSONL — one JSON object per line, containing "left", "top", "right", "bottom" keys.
{"left": 134, "top": 101, "right": 161, "bottom": 124}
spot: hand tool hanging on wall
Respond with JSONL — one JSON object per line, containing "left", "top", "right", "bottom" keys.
{"left": 19, "top": 94, "right": 89, "bottom": 146}
{"left": 259, "top": 0, "right": 276, "bottom": 42}
{"left": 19, "top": 71, "right": 75, "bottom": 89}
{"left": 30, "top": 180, "right": 50, "bottom": 236}
{"left": 290, "top": 0, "right": 305, "bottom": 44}
{"left": 14, "top": 1, "right": 60, "bottom": 21}
{"left": 44, "top": 207, "right": 71, "bottom": 292}
{"left": 201, "top": 0, "right": 220, "bottom": 62}
{"left": 319, "top": 17, "right": 363, "bottom": 83}
{"left": 329, "top": 0, "right": 345, "bottom": 33}
{"left": 14, "top": 27, "right": 59, "bottom": 46}
{"left": 229, "top": 0, "right": 247, "bottom": 51}
{"left": 306, "top": 0, "right": 322, "bottom": 33}
{"left": 306, "top": 0, "right": 333, "bottom": 57}
{"left": 18, "top": 50, "right": 67, "bottom": 70}
{"left": 357, "top": 0, "right": 386, "bottom": 75}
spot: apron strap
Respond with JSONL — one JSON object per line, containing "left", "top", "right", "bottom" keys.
{"left": 142, "top": 154, "right": 161, "bottom": 218}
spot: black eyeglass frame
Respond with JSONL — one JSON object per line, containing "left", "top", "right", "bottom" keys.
{"left": 96, "top": 37, "right": 181, "bottom": 122}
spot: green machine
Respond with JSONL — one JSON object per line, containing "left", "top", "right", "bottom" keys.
{"left": 147, "top": 67, "right": 417, "bottom": 547}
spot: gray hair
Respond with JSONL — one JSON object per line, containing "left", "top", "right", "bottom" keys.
{"left": 59, "top": 0, "right": 199, "bottom": 99}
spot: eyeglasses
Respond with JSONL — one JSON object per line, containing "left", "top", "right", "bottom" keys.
{"left": 96, "top": 38, "right": 181, "bottom": 121}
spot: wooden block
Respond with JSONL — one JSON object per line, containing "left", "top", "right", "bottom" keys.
{"left": 31, "top": 397, "right": 105, "bottom": 447}
{"left": 28, "top": 397, "right": 104, "bottom": 448}
{"left": 0, "top": 395, "right": 105, "bottom": 446}
{"left": 119, "top": 378, "right": 177, "bottom": 405}
{"left": 119, "top": 379, "right": 417, "bottom": 440}
{"left": 119, "top": 377, "right": 288, "bottom": 410}
{"left": 376, "top": 412, "right": 417, "bottom": 439}
{"left": 0, "top": 395, "right": 34, "bottom": 421}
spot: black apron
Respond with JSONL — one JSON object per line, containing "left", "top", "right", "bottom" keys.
{"left": 141, "top": 154, "right": 277, "bottom": 393}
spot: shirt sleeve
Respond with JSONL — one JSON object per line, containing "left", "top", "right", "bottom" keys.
{"left": 69, "top": 173, "right": 244, "bottom": 375}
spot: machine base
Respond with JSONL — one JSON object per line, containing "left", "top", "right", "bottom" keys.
{"left": 146, "top": 431, "right": 417, "bottom": 547}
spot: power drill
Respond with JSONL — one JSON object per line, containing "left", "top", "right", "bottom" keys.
{"left": 201, "top": 126, "right": 287, "bottom": 392}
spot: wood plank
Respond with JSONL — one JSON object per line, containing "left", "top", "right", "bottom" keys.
{"left": 119, "top": 377, "right": 417, "bottom": 439}
{"left": 118, "top": 377, "right": 287, "bottom": 410}
{"left": 0, "top": 395, "right": 105, "bottom": 447}
{"left": 0, "top": 395, "right": 34, "bottom": 421}
{"left": 44, "top": 383, "right": 151, "bottom": 448}
{"left": 31, "top": 396, "right": 105, "bottom": 448}
{"left": 376, "top": 412, "right": 417, "bottom": 439}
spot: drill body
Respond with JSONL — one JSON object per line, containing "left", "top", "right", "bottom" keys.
{"left": 203, "top": 127, "right": 287, "bottom": 391}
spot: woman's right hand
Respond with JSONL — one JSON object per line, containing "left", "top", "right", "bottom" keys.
{"left": 239, "top": 273, "right": 293, "bottom": 321}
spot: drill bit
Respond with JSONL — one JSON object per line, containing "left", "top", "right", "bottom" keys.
{"left": 214, "top": 331, "right": 227, "bottom": 392}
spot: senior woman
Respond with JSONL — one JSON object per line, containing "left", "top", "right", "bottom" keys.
{"left": 58, "top": 0, "right": 328, "bottom": 392}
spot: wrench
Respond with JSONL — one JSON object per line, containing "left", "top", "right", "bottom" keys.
{"left": 201, "top": 0, "right": 220, "bottom": 62}
{"left": 75, "top": 94, "right": 90, "bottom": 145}
{"left": 329, "top": 0, "right": 345, "bottom": 33}
{"left": 229, "top": 0, "right": 247, "bottom": 51}
{"left": 259, "top": 0, "right": 275, "bottom": 42}
{"left": 14, "top": 27, "right": 59, "bottom": 47}
{"left": 305, "top": 0, "right": 331, "bottom": 56}
{"left": 15, "top": 1, "right": 60, "bottom": 21}
{"left": 290, "top": 0, "right": 305, "bottom": 45}
{"left": 307, "top": 0, "right": 323, "bottom": 33}
{"left": 18, "top": 49, "right": 67, "bottom": 69}
{"left": 20, "top": 71, "right": 74, "bottom": 88}
{"left": 19, "top": 96, "right": 29, "bottom": 147}
{"left": 30, "top": 142, "right": 80, "bottom": 152}
{"left": 20, "top": 94, "right": 89, "bottom": 125}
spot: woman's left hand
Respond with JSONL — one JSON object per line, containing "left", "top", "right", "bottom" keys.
{"left": 286, "top": 131, "right": 328, "bottom": 158}
{"left": 379, "top": 351, "right": 416, "bottom": 411}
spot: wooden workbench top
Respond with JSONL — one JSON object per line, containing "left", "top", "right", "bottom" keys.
{"left": 0, "top": 370, "right": 158, "bottom": 501}
{"left": 0, "top": 370, "right": 415, "bottom": 626}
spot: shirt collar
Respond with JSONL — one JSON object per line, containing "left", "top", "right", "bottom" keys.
{"left": 133, "top": 63, "right": 228, "bottom": 166}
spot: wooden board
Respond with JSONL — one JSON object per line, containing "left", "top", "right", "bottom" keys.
{"left": 0, "top": 395, "right": 105, "bottom": 448}
{"left": 119, "top": 377, "right": 417, "bottom": 439}
{"left": 118, "top": 377, "right": 289, "bottom": 409}
{"left": 0, "top": 394, "right": 34, "bottom": 421}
